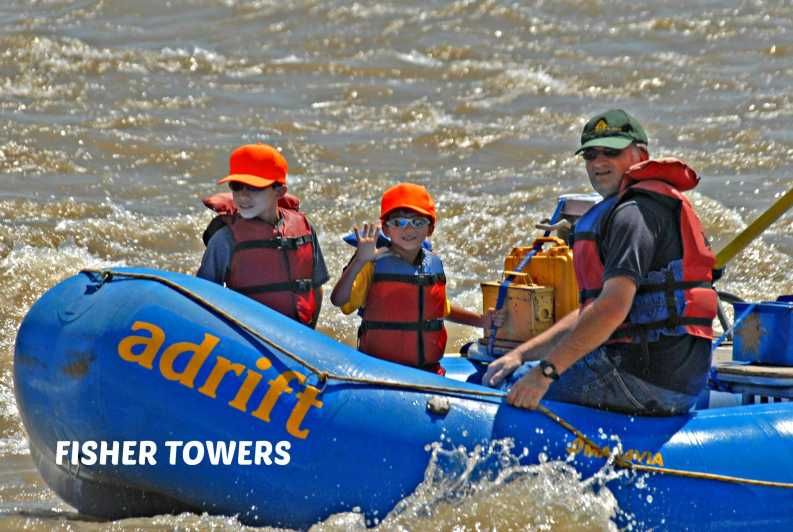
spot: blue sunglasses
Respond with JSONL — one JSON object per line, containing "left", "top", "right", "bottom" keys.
{"left": 385, "top": 217, "right": 431, "bottom": 229}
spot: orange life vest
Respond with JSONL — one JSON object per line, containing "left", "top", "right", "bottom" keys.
{"left": 572, "top": 158, "right": 718, "bottom": 343}
{"left": 358, "top": 250, "right": 447, "bottom": 370}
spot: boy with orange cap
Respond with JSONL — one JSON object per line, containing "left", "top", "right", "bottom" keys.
{"left": 197, "top": 144, "right": 329, "bottom": 328}
{"left": 331, "top": 182, "right": 499, "bottom": 374}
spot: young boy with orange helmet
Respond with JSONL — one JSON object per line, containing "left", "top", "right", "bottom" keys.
{"left": 197, "top": 144, "right": 329, "bottom": 328}
{"left": 331, "top": 182, "right": 500, "bottom": 375}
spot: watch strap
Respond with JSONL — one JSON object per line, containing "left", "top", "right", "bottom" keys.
{"left": 539, "top": 360, "right": 560, "bottom": 381}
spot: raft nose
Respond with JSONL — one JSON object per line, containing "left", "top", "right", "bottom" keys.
{"left": 14, "top": 272, "right": 190, "bottom": 519}
{"left": 15, "top": 272, "right": 105, "bottom": 438}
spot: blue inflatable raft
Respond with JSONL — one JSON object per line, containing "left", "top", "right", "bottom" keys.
{"left": 14, "top": 268, "right": 793, "bottom": 529}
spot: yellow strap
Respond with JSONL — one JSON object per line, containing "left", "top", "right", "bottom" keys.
{"left": 715, "top": 186, "right": 793, "bottom": 269}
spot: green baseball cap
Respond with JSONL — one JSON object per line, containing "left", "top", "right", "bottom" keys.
{"left": 574, "top": 109, "right": 648, "bottom": 154}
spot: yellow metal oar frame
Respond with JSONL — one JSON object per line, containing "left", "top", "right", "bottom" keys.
{"left": 715, "top": 186, "right": 793, "bottom": 269}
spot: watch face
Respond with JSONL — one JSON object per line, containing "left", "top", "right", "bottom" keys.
{"left": 540, "top": 361, "right": 558, "bottom": 380}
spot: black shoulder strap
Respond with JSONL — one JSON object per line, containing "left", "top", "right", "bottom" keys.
{"left": 202, "top": 215, "right": 229, "bottom": 247}
{"left": 372, "top": 272, "right": 446, "bottom": 285}
{"left": 233, "top": 233, "right": 313, "bottom": 252}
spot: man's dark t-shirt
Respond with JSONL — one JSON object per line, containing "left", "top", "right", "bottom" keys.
{"left": 597, "top": 191, "right": 712, "bottom": 396}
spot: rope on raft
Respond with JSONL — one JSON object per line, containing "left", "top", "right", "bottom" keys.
{"left": 82, "top": 268, "right": 793, "bottom": 490}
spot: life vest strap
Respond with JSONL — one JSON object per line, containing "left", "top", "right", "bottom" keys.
{"left": 636, "top": 279, "right": 712, "bottom": 294}
{"left": 234, "top": 234, "right": 313, "bottom": 252}
{"left": 580, "top": 279, "right": 712, "bottom": 301}
{"left": 572, "top": 230, "right": 597, "bottom": 242}
{"left": 360, "top": 318, "right": 444, "bottom": 332}
{"left": 372, "top": 273, "right": 446, "bottom": 286}
{"left": 611, "top": 316, "right": 713, "bottom": 339}
{"left": 662, "top": 270, "right": 679, "bottom": 326}
{"left": 202, "top": 215, "right": 231, "bottom": 247}
{"left": 235, "top": 278, "right": 315, "bottom": 295}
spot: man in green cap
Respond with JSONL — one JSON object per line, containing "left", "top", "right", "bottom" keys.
{"left": 485, "top": 109, "right": 718, "bottom": 416}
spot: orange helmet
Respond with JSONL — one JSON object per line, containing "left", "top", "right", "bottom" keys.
{"left": 380, "top": 183, "right": 437, "bottom": 224}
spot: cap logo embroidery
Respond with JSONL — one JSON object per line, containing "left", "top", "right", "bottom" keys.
{"left": 594, "top": 119, "right": 608, "bottom": 132}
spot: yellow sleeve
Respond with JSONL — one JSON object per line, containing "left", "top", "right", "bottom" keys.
{"left": 339, "top": 261, "right": 375, "bottom": 315}
{"left": 444, "top": 297, "right": 451, "bottom": 317}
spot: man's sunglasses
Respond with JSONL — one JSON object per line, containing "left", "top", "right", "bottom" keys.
{"left": 581, "top": 147, "right": 624, "bottom": 161}
{"left": 229, "top": 182, "right": 268, "bottom": 192}
{"left": 385, "top": 217, "right": 431, "bottom": 229}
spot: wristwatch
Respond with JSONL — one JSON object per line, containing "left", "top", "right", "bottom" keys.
{"left": 539, "top": 360, "right": 560, "bottom": 381}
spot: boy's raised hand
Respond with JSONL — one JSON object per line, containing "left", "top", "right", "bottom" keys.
{"left": 353, "top": 222, "right": 380, "bottom": 263}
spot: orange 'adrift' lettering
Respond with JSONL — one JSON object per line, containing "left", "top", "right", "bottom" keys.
{"left": 116, "top": 321, "right": 323, "bottom": 440}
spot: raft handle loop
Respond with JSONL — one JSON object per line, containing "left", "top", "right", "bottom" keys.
{"left": 81, "top": 269, "right": 793, "bottom": 490}
{"left": 315, "top": 372, "right": 329, "bottom": 393}
{"left": 426, "top": 396, "right": 451, "bottom": 416}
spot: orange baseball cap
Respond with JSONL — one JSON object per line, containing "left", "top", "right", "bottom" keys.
{"left": 380, "top": 182, "right": 437, "bottom": 223}
{"left": 217, "top": 144, "right": 288, "bottom": 188}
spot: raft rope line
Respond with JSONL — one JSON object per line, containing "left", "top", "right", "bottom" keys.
{"left": 82, "top": 269, "right": 505, "bottom": 399}
{"left": 82, "top": 268, "right": 793, "bottom": 490}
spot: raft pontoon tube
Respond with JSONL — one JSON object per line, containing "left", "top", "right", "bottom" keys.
{"left": 14, "top": 268, "right": 793, "bottom": 529}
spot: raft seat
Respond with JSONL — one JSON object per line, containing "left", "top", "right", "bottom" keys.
{"left": 709, "top": 361, "right": 793, "bottom": 405}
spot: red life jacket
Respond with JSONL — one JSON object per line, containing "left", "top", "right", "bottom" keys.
{"left": 201, "top": 191, "right": 301, "bottom": 215}
{"left": 225, "top": 208, "right": 317, "bottom": 326}
{"left": 359, "top": 250, "right": 447, "bottom": 371}
{"left": 572, "top": 158, "right": 718, "bottom": 343}
{"left": 201, "top": 192, "right": 301, "bottom": 245}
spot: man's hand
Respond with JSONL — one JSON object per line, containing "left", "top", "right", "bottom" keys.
{"left": 505, "top": 366, "right": 552, "bottom": 410}
{"left": 483, "top": 349, "right": 523, "bottom": 387}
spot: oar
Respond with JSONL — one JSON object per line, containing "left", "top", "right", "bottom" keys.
{"left": 715, "top": 186, "right": 793, "bottom": 269}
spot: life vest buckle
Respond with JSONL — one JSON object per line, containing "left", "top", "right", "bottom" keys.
{"left": 420, "top": 319, "right": 444, "bottom": 331}
{"left": 293, "top": 279, "right": 313, "bottom": 292}
{"left": 275, "top": 236, "right": 290, "bottom": 250}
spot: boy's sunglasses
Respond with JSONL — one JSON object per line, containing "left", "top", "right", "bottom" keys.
{"left": 229, "top": 182, "right": 267, "bottom": 192}
{"left": 385, "top": 217, "right": 431, "bottom": 229}
{"left": 581, "top": 147, "right": 624, "bottom": 161}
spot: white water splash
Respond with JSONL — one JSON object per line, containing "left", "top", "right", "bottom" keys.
{"left": 313, "top": 439, "right": 620, "bottom": 532}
